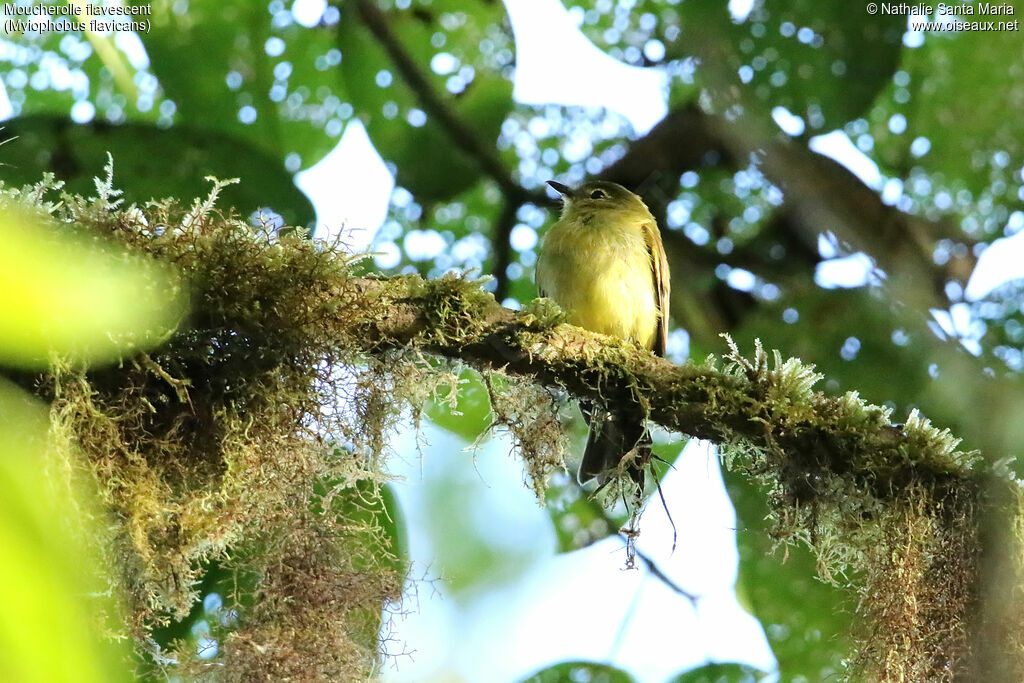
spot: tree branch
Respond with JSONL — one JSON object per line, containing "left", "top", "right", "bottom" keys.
{"left": 490, "top": 197, "right": 524, "bottom": 303}
{"left": 350, "top": 0, "right": 528, "bottom": 201}
{"left": 342, "top": 272, "right": 1017, "bottom": 679}
{"left": 713, "top": 115, "right": 976, "bottom": 303}
{"left": 597, "top": 103, "right": 976, "bottom": 309}
{"left": 346, "top": 273, "right": 975, "bottom": 502}
{"left": 599, "top": 104, "right": 732, "bottom": 191}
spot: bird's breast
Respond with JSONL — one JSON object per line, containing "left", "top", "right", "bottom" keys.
{"left": 536, "top": 218, "right": 658, "bottom": 349}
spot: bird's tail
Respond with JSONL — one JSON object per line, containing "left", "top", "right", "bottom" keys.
{"left": 578, "top": 401, "right": 649, "bottom": 490}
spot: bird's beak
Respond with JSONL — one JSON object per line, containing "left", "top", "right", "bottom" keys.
{"left": 546, "top": 180, "right": 575, "bottom": 200}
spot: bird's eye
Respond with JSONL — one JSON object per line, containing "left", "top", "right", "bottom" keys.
{"left": 589, "top": 189, "right": 608, "bottom": 199}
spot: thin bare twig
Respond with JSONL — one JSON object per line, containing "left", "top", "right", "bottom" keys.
{"left": 615, "top": 532, "right": 700, "bottom": 604}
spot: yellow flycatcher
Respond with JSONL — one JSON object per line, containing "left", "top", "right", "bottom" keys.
{"left": 535, "top": 179, "right": 670, "bottom": 488}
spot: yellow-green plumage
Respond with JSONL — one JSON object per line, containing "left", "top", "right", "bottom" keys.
{"left": 535, "top": 180, "right": 670, "bottom": 488}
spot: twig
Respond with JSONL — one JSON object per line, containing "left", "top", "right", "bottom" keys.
{"left": 616, "top": 531, "right": 699, "bottom": 604}
{"left": 491, "top": 197, "right": 524, "bottom": 302}
{"left": 351, "top": 0, "right": 525, "bottom": 200}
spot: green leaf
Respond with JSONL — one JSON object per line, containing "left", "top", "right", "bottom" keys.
{"left": 318, "top": 477, "right": 408, "bottom": 576}
{"left": 146, "top": 561, "right": 237, "bottom": 666}
{"left": 546, "top": 481, "right": 616, "bottom": 552}
{"left": 0, "top": 116, "right": 314, "bottom": 225}
{"left": 871, "top": 2, "right": 1024, "bottom": 205}
{"left": 135, "top": 0, "right": 342, "bottom": 167}
{"left": 0, "top": 22, "right": 145, "bottom": 122}
{"left": 0, "top": 382, "right": 132, "bottom": 682}
{"left": 734, "top": 285, "right": 929, "bottom": 408}
{"left": 337, "top": 0, "right": 514, "bottom": 202}
{"left": 2, "top": 0, "right": 343, "bottom": 224}
{"left": 737, "top": 0, "right": 905, "bottom": 126}
{"left": 662, "top": 0, "right": 904, "bottom": 129}
{"left": 520, "top": 660, "right": 635, "bottom": 683}
{"left": 417, "top": 429, "right": 542, "bottom": 598}
{"left": 424, "top": 368, "right": 494, "bottom": 441}
{"left": 370, "top": 182, "right": 506, "bottom": 286}
{"left": 391, "top": 73, "right": 512, "bottom": 201}
{"left": 0, "top": 204, "right": 187, "bottom": 368}
{"left": 670, "top": 661, "right": 766, "bottom": 683}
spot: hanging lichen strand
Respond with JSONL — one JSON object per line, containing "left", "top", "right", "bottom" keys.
{"left": 24, "top": 175, "right": 412, "bottom": 680}
{"left": 10, "top": 173, "right": 1024, "bottom": 681}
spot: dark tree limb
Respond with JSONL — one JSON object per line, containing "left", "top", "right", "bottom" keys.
{"left": 599, "top": 104, "right": 733, "bottom": 191}
{"left": 597, "top": 103, "right": 975, "bottom": 310}
{"left": 490, "top": 197, "right": 525, "bottom": 302}
{"left": 350, "top": 0, "right": 529, "bottom": 201}
{"left": 713, "top": 116, "right": 976, "bottom": 304}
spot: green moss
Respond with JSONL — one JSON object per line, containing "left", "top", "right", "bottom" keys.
{"left": 716, "top": 336, "right": 1008, "bottom": 680}
{"left": 10, "top": 171, "right": 1024, "bottom": 681}
{"left": 478, "top": 369, "right": 567, "bottom": 499}
{"left": 9, "top": 176, "right": 413, "bottom": 679}
{"left": 519, "top": 296, "right": 568, "bottom": 327}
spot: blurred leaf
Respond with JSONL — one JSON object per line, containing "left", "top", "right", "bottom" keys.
{"left": 424, "top": 368, "right": 494, "bottom": 440}
{"left": 146, "top": 561, "right": 237, "bottom": 668}
{"left": 388, "top": 74, "right": 512, "bottom": 201}
{"left": 546, "top": 479, "right": 615, "bottom": 552}
{"left": 521, "top": 660, "right": 635, "bottom": 683}
{"left": 576, "top": 0, "right": 902, "bottom": 129}
{"left": 872, "top": 3, "right": 1024, "bottom": 204}
{"left": 733, "top": 0, "right": 904, "bottom": 127}
{"left": 0, "top": 116, "right": 314, "bottom": 225}
{"left": 0, "top": 20, "right": 147, "bottom": 122}
{"left": 0, "top": 206, "right": 187, "bottom": 368}
{"left": 735, "top": 283, "right": 930, "bottom": 408}
{"left": 724, "top": 470, "right": 852, "bottom": 680}
{"left": 3, "top": 0, "right": 333, "bottom": 224}
{"left": 670, "top": 661, "right": 766, "bottom": 683}
{"left": 0, "top": 381, "right": 131, "bottom": 682}
{"left": 656, "top": 0, "right": 903, "bottom": 130}
{"left": 135, "top": 0, "right": 341, "bottom": 168}
{"left": 337, "top": 0, "right": 514, "bottom": 202}
{"left": 734, "top": 279, "right": 1012, "bottom": 459}
{"left": 372, "top": 182, "right": 507, "bottom": 286}
{"left": 421, "top": 434, "right": 540, "bottom": 598}
{"left": 319, "top": 477, "right": 408, "bottom": 576}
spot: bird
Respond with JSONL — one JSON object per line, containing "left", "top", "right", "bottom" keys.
{"left": 534, "top": 179, "right": 670, "bottom": 490}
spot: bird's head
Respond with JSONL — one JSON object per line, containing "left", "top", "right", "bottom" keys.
{"left": 547, "top": 180, "right": 650, "bottom": 221}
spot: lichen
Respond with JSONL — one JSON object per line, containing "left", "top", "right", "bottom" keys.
{"left": 479, "top": 369, "right": 567, "bottom": 499}
{"left": 716, "top": 336, "right": 1010, "bottom": 681}
{"left": 10, "top": 170, "right": 1024, "bottom": 681}
{"left": 9, "top": 176, "right": 421, "bottom": 678}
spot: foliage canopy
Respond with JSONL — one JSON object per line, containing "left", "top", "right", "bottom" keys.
{"left": 4, "top": 0, "right": 1024, "bottom": 680}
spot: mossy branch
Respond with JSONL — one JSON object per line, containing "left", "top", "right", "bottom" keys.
{"left": 15, "top": 175, "right": 1020, "bottom": 681}
{"left": 341, "top": 272, "right": 1023, "bottom": 681}
{"left": 347, "top": 273, "right": 974, "bottom": 496}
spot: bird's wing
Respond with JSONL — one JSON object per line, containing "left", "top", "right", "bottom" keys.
{"left": 642, "top": 221, "right": 671, "bottom": 357}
